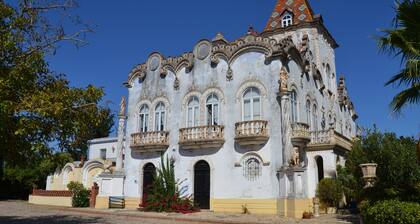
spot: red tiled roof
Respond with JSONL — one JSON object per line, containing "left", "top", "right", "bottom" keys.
{"left": 265, "top": 0, "right": 315, "bottom": 31}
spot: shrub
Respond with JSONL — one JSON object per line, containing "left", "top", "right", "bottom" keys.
{"left": 339, "top": 129, "right": 420, "bottom": 203}
{"left": 361, "top": 200, "right": 420, "bottom": 224}
{"left": 139, "top": 156, "right": 197, "bottom": 213}
{"left": 67, "top": 181, "right": 90, "bottom": 207}
{"left": 316, "top": 178, "right": 343, "bottom": 207}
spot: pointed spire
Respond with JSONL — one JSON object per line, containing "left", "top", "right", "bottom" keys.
{"left": 265, "top": 0, "right": 315, "bottom": 31}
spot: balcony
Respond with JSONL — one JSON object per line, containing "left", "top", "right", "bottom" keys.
{"left": 130, "top": 131, "right": 169, "bottom": 152}
{"left": 308, "top": 129, "right": 353, "bottom": 151}
{"left": 291, "top": 122, "right": 311, "bottom": 147}
{"left": 179, "top": 125, "right": 225, "bottom": 149}
{"left": 235, "top": 120, "right": 269, "bottom": 146}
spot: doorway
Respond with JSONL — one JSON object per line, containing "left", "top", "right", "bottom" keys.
{"left": 194, "top": 160, "right": 210, "bottom": 209}
{"left": 315, "top": 156, "right": 324, "bottom": 182}
{"left": 142, "top": 163, "right": 156, "bottom": 201}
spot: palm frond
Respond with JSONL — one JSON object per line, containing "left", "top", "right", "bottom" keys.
{"left": 379, "top": 0, "right": 420, "bottom": 112}
{"left": 390, "top": 83, "right": 420, "bottom": 113}
{"left": 386, "top": 59, "right": 420, "bottom": 86}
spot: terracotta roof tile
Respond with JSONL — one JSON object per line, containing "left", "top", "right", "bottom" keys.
{"left": 265, "top": 0, "right": 315, "bottom": 31}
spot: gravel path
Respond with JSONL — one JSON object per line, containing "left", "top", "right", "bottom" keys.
{"left": 0, "top": 200, "right": 359, "bottom": 224}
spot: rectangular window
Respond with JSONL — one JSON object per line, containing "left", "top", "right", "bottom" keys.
{"left": 253, "top": 98, "right": 261, "bottom": 120}
{"left": 144, "top": 114, "right": 148, "bottom": 132}
{"left": 244, "top": 99, "right": 251, "bottom": 121}
{"left": 194, "top": 106, "right": 199, "bottom": 126}
{"left": 100, "top": 148, "right": 106, "bottom": 160}
{"left": 187, "top": 107, "right": 193, "bottom": 127}
{"left": 155, "top": 112, "right": 159, "bottom": 131}
{"left": 160, "top": 112, "right": 165, "bottom": 131}
{"left": 214, "top": 104, "right": 219, "bottom": 125}
{"left": 207, "top": 104, "right": 212, "bottom": 125}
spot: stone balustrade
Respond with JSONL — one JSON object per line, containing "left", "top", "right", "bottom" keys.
{"left": 291, "top": 122, "right": 311, "bottom": 147}
{"left": 235, "top": 120, "right": 269, "bottom": 146}
{"left": 130, "top": 131, "right": 169, "bottom": 152}
{"left": 179, "top": 125, "right": 225, "bottom": 149}
{"left": 308, "top": 128, "right": 353, "bottom": 151}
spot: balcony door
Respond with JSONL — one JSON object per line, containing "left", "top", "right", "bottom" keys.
{"left": 243, "top": 87, "right": 261, "bottom": 121}
{"left": 187, "top": 96, "right": 200, "bottom": 127}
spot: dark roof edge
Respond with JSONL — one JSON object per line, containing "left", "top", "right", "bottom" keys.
{"left": 261, "top": 16, "right": 339, "bottom": 49}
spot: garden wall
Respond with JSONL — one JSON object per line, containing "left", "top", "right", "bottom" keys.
{"left": 28, "top": 189, "right": 72, "bottom": 207}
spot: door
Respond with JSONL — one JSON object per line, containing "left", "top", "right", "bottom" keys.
{"left": 194, "top": 160, "right": 210, "bottom": 209}
{"left": 142, "top": 163, "right": 156, "bottom": 200}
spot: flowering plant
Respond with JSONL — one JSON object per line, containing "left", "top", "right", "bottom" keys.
{"left": 139, "top": 156, "right": 198, "bottom": 213}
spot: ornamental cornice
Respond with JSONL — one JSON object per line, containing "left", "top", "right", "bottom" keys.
{"left": 127, "top": 33, "right": 310, "bottom": 86}
{"left": 160, "top": 52, "right": 194, "bottom": 77}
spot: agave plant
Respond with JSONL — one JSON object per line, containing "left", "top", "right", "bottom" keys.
{"left": 140, "top": 156, "right": 196, "bottom": 213}
{"left": 379, "top": 0, "right": 420, "bottom": 113}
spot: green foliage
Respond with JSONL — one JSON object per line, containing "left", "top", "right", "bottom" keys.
{"left": 67, "top": 181, "right": 90, "bottom": 208}
{"left": 361, "top": 200, "right": 420, "bottom": 224}
{"left": 316, "top": 178, "right": 343, "bottom": 207}
{"left": 339, "top": 128, "right": 420, "bottom": 203}
{"left": 0, "top": 0, "right": 113, "bottom": 198}
{"left": 140, "top": 156, "right": 196, "bottom": 213}
{"left": 378, "top": 0, "right": 420, "bottom": 113}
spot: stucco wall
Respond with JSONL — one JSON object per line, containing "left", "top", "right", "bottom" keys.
{"left": 28, "top": 195, "right": 72, "bottom": 207}
{"left": 124, "top": 51, "right": 286, "bottom": 200}
{"left": 88, "top": 137, "right": 118, "bottom": 161}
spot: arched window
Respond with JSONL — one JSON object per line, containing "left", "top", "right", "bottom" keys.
{"left": 290, "top": 90, "right": 298, "bottom": 123}
{"left": 154, "top": 102, "right": 166, "bottom": 131}
{"left": 243, "top": 87, "right": 261, "bottom": 121}
{"left": 312, "top": 104, "right": 318, "bottom": 131}
{"left": 206, "top": 93, "right": 219, "bottom": 126}
{"left": 305, "top": 100, "right": 311, "bottom": 127}
{"left": 139, "top": 104, "right": 149, "bottom": 132}
{"left": 325, "top": 64, "right": 332, "bottom": 90}
{"left": 187, "top": 96, "right": 200, "bottom": 127}
{"left": 243, "top": 157, "right": 262, "bottom": 181}
{"left": 282, "top": 13, "right": 293, "bottom": 27}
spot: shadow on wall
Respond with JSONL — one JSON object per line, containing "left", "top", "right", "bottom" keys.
{"left": 0, "top": 215, "right": 103, "bottom": 224}
{"left": 234, "top": 142, "right": 267, "bottom": 154}
{"left": 179, "top": 147, "right": 221, "bottom": 157}
{"left": 131, "top": 151, "right": 163, "bottom": 160}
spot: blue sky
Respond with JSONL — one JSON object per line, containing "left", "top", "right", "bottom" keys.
{"left": 41, "top": 0, "right": 418, "bottom": 137}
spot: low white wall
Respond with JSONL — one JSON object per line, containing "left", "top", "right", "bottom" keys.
{"left": 28, "top": 195, "right": 72, "bottom": 207}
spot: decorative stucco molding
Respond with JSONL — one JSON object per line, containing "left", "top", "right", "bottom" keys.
{"left": 337, "top": 76, "right": 358, "bottom": 120}
{"left": 127, "top": 33, "right": 311, "bottom": 85}
{"left": 235, "top": 79, "right": 268, "bottom": 102}
{"left": 151, "top": 97, "right": 171, "bottom": 111}
{"left": 201, "top": 87, "right": 225, "bottom": 104}
{"left": 160, "top": 53, "right": 194, "bottom": 77}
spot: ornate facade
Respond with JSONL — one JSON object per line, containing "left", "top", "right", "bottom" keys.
{"left": 41, "top": 0, "right": 357, "bottom": 218}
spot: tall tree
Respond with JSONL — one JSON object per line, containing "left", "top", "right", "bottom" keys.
{"left": 379, "top": 0, "right": 420, "bottom": 113}
{"left": 0, "top": 0, "right": 113, "bottom": 196}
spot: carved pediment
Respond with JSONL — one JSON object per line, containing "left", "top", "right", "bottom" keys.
{"left": 210, "top": 34, "right": 279, "bottom": 67}
{"left": 160, "top": 52, "right": 194, "bottom": 77}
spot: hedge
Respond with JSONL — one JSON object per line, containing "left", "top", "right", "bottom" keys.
{"left": 361, "top": 200, "right": 420, "bottom": 224}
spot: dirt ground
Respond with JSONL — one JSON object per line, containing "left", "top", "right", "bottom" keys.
{"left": 0, "top": 200, "right": 360, "bottom": 224}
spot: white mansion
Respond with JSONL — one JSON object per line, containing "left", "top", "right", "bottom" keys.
{"left": 40, "top": 0, "right": 358, "bottom": 218}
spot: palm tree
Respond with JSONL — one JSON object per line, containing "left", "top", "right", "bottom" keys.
{"left": 379, "top": 0, "right": 420, "bottom": 113}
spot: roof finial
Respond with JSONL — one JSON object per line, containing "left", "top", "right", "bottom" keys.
{"left": 247, "top": 25, "right": 258, "bottom": 36}
{"left": 212, "top": 32, "right": 227, "bottom": 42}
